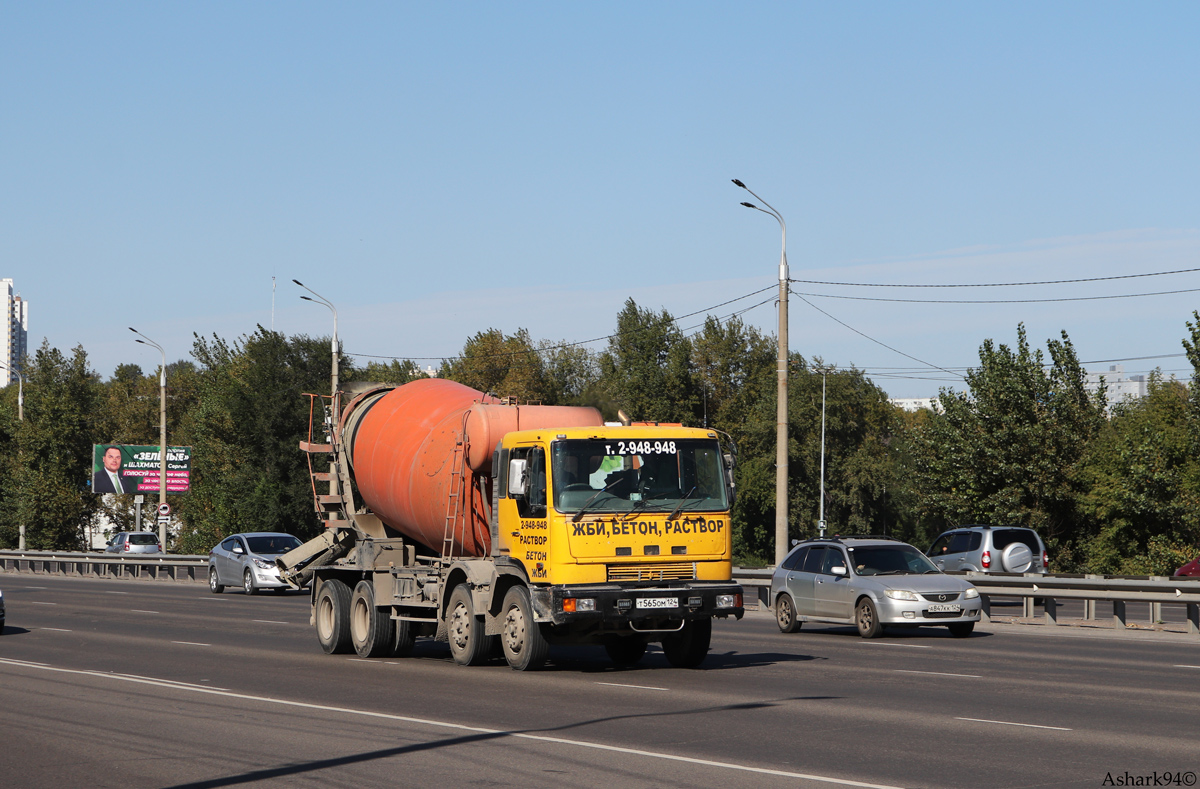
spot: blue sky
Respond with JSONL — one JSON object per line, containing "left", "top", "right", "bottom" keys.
{"left": 3, "top": 3, "right": 1198, "bottom": 398}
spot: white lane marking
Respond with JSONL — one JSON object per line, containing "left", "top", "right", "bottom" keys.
{"left": 895, "top": 670, "right": 981, "bottom": 678}
{"left": 29, "top": 601, "right": 57, "bottom": 605}
{"left": 108, "top": 671, "right": 230, "bottom": 692}
{"left": 862, "top": 642, "right": 931, "bottom": 649}
{"left": 596, "top": 682, "right": 669, "bottom": 691}
{"left": 104, "top": 591, "right": 129, "bottom": 595}
{"left": 1175, "top": 665, "right": 1200, "bottom": 669}
{"left": 131, "top": 610, "right": 159, "bottom": 614}
{"left": 23, "top": 586, "right": 47, "bottom": 590}
{"left": 39, "top": 628, "right": 72, "bottom": 632}
{"left": 252, "top": 620, "right": 289, "bottom": 625}
{"left": 0, "top": 657, "right": 903, "bottom": 789}
{"left": 956, "top": 717, "right": 1072, "bottom": 731}
{"left": 171, "top": 641, "right": 211, "bottom": 647}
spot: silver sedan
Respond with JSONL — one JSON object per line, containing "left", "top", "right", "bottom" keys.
{"left": 770, "top": 536, "right": 982, "bottom": 638}
{"left": 208, "top": 532, "right": 303, "bottom": 595}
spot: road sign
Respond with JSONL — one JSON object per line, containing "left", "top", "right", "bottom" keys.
{"left": 157, "top": 502, "right": 171, "bottom": 517}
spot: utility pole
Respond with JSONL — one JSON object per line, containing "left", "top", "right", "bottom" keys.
{"left": 131, "top": 328, "right": 169, "bottom": 552}
{"left": 733, "top": 179, "right": 790, "bottom": 565}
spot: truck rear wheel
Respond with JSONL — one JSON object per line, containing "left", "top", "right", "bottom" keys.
{"left": 315, "top": 578, "right": 352, "bottom": 654}
{"left": 662, "top": 617, "right": 712, "bottom": 668}
{"left": 500, "top": 586, "right": 549, "bottom": 671}
{"left": 351, "top": 580, "right": 395, "bottom": 658}
{"left": 447, "top": 585, "right": 492, "bottom": 666}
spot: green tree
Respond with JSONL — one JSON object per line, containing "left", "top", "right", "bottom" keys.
{"left": 914, "top": 324, "right": 1104, "bottom": 549}
{"left": 599, "top": 299, "right": 697, "bottom": 424}
{"left": 353, "top": 359, "right": 427, "bottom": 386}
{"left": 1, "top": 342, "right": 104, "bottom": 549}
{"left": 172, "top": 329, "right": 340, "bottom": 554}
{"left": 441, "top": 328, "right": 551, "bottom": 402}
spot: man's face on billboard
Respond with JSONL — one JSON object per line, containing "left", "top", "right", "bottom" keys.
{"left": 103, "top": 447, "right": 122, "bottom": 473}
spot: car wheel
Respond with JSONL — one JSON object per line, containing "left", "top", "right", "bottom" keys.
{"left": 500, "top": 586, "right": 550, "bottom": 671}
{"left": 243, "top": 568, "right": 257, "bottom": 595}
{"left": 350, "top": 580, "right": 395, "bottom": 658}
{"left": 855, "top": 598, "right": 884, "bottom": 638}
{"left": 948, "top": 622, "right": 975, "bottom": 638}
{"left": 775, "top": 594, "right": 803, "bottom": 633}
{"left": 662, "top": 617, "right": 712, "bottom": 668}
{"left": 604, "top": 636, "right": 648, "bottom": 668}
{"left": 208, "top": 567, "right": 224, "bottom": 594}
{"left": 447, "top": 585, "right": 493, "bottom": 666}
{"left": 315, "top": 578, "right": 353, "bottom": 654}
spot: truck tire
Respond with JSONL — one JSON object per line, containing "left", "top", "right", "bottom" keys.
{"left": 389, "top": 618, "right": 416, "bottom": 658}
{"left": 351, "top": 580, "right": 395, "bottom": 658}
{"left": 315, "top": 578, "right": 353, "bottom": 654}
{"left": 447, "top": 585, "right": 492, "bottom": 666}
{"left": 662, "top": 617, "right": 712, "bottom": 668}
{"left": 604, "top": 636, "right": 647, "bottom": 668}
{"left": 208, "top": 567, "right": 224, "bottom": 594}
{"left": 500, "top": 586, "right": 549, "bottom": 671}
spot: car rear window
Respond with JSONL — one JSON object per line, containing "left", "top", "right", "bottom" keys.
{"left": 127, "top": 534, "right": 158, "bottom": 545}
{"left": 993, "top": 529, "right": 1039, "bottom": 552}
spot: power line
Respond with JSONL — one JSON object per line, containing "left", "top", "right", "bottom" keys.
{"left": 791, "top": 286, "right": 1200, "bottom": 305}
{"left": 346, "top": 283, "right": 780, "bottom": 363}
{"left": 789, "top": 288, "right": 964, "bottom": 381}
{"left": 790, "top": 265, "right": 1200, "bottom": 289}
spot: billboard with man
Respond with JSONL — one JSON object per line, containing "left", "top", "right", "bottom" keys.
{"left": 91, "top": 445, "right": 192, "bottom": 494}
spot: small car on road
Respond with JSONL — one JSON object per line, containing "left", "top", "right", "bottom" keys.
{"left": 104, "top": 531, "right": 162, "bottom": 554}
{"left": 208, "top": 532, "right": 304, "bottom": 595}
{"left": 771, "top": 536, "right": 982, "bottom": 638}
{"left": 927, "top": 525, "right": 1048, "bottom": 575}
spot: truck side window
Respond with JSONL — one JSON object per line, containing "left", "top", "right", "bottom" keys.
{"left": 512, "top": 447, "right": 546, "bottom": 518}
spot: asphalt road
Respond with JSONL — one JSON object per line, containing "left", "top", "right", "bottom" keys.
{"left": 1, "top": 576, "right": 1198, "bottom": 789}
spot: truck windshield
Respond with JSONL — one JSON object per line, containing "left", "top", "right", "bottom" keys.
{"left": 551, "top": 438, "right": 728, "bottom": 515}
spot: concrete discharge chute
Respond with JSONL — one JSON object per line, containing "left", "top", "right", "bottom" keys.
{"left": 339, "top": 378, "right": 603, "bottom": 557}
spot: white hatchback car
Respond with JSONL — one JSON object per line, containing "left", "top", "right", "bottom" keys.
{"left": 208, "top": 532, "right": 303, "bottom": 595}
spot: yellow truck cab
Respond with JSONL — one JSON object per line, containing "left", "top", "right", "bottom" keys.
{"left": 492, "top": 424, "right": 744, "bottom": 649}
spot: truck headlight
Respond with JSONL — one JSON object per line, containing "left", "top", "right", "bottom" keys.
{"left": 562, "top": 597, "right": 596, "bottom": 613}
{"left": 885, "top": 589, "right": 921, "bottom": 602}
{"left": 964, "top": 587, "right": 979, "bottom": 599}
{"left": 716, "top": 594, "right": 741, "bottom": 608}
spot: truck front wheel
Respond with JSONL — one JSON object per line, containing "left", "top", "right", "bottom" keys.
{"left": 316, "top": 578, "right": 353, "bottom": 654}
{"left": 351, "top": 580, "right": 395, "bottom": 658}
{"left": 447, "top": 585, "right": 492, "bottom": 666}
{"left": 500, "top": 586, "right": 549, "bottom": 671}
{"left": 662, "top": 617, "right": 712, "bottom": 668}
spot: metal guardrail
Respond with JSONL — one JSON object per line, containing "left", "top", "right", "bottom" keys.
{"left": 733, "top": 567, "right": 1200, "bottom": 635}
{"left": 0, "top": 550, "right": 208, "bottom": 583}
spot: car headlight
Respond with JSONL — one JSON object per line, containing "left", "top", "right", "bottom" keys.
{"left": 253, "top": 558, "right": 274, "bottom": 570}
{"left": 885, "top": 589, "right": 921, "bottom": 602}
{"left": 964, "top": 587, "right": 979, "bottom": 599}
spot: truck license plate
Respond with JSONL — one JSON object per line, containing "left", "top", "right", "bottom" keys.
{"left": 927, "top": 603, "right": 961, "bottom": 613}
{"left": 636, "top": 597, "right": 678, "bottom": 609}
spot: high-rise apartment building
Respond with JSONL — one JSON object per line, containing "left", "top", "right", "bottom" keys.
{"left": 2, "top": 278, "right": 29, "bottom": 388}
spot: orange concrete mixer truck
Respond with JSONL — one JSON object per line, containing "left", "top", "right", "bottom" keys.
{"left": 277, "top": 377, "right": 744, "bottom": 670}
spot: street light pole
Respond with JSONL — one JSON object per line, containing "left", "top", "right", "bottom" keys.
{"left": 733, "top": 179, "right": 790, "bottom": 565}
{"left": 130, "top": 328, "right": 168, "bottom": 552}
{"left": 0, "top": 361, "right": 25, "bottom": 548}
{"left": 294, "top": 280, "right": 340, "bottom": 520}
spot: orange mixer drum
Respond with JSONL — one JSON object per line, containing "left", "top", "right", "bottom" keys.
{"left": 340, "top": 378, "right": 603, "bottom": 557}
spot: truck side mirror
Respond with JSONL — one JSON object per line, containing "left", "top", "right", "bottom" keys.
{"left": 508, "top": 458, "right": 528, "bottom": 497}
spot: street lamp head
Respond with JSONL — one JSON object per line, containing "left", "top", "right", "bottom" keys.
{"left": 135, "top": 339, "right": 147, "bottom": 345}
{"left": 129, "top": 327, "right": 138, "bottom": 333}
{"left": 732, "top": 179, "right": 746, "bottom": 189}
{"left": 741, "top": 202, "right": 756, "bottom": 209}
{"left": 300, "top": 295, "right": 314, "bottom": 302}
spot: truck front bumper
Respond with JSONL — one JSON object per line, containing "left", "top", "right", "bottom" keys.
{"left": 531, "top": 582, "right": 745, "bottom": 627}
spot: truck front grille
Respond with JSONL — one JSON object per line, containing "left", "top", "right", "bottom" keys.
{"left": 607, "top": 562, "right": 696, "bottom": 582}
